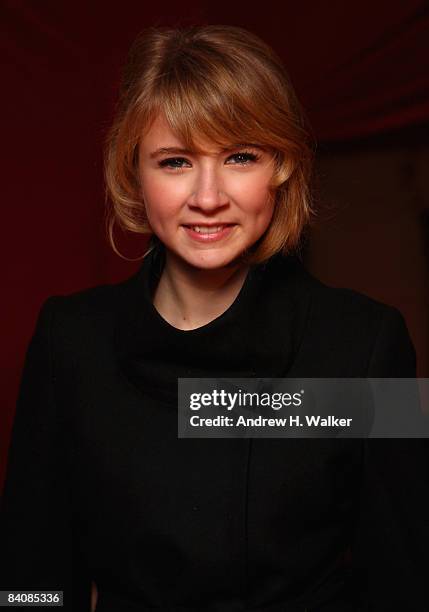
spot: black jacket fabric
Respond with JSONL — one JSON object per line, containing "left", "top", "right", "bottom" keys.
{"left": 1, "top": 248, "right": 428, "bottom": 611}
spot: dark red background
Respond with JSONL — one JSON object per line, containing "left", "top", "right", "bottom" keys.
{"left": 2, "top": 0, "right": 429, "bottom": 488}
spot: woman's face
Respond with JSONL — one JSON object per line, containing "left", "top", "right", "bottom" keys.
{"left": 138, "top": 113, "right": 276, "bottom": 270}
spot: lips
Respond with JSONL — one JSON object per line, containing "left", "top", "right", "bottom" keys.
{"left": 182, "top": 224, "right": 236, "bottom": 242}
{"left": 182, "top": 223, "right": 235, "bottom": 226}
{"left": 185, "top": 225, "right": 233, "bottom": 234}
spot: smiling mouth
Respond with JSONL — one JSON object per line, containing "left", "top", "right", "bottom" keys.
{"left": 182, "top": 224, "right": 236, "bottom": 234}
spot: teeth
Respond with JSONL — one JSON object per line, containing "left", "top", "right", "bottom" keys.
{"left": 190, "top": 225, "right": 225, "bottom": 234}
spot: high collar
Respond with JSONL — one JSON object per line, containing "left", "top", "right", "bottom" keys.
{"left": 114, "top": 245, "right": 313, "bottom": 405}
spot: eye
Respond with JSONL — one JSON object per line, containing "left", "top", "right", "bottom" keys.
{"left": 157, "top": 150, "right": 261, "bottom": 171}
{"left": 158, "top": 157, "right": 191, "bottom": 170}
{"left": 226, "top": 151, "right": 261, "bottom": 165}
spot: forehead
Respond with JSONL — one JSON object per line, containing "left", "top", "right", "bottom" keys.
{"left": 139, "top": 113, "right": 240, "bottom": 157}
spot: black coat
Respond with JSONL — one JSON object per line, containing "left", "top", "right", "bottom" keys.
{"left": 1, "top": 251, "right": 428, "bottom": 611}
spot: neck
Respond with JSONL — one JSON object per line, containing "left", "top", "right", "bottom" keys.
{"left": 152, "top": 249, "right": 250, "bottom": 331}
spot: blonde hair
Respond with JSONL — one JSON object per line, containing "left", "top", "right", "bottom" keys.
{"left": 104, "top": 25, "right": 316, "bottom": 264}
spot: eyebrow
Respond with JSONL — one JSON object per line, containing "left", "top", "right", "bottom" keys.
{"left": 149, "top": 144, "right": 264, "bottom": 158}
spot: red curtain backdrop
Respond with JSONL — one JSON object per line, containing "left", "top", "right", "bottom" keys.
{"left": 211, "top": 0, "right": 429, "bottom": 141}
{"left": 2, "top": 0, "right": 429, "bottom": 487}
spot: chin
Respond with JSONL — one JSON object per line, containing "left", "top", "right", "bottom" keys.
{"left": 180, "top": 248, "right": 244, "bottom": 271}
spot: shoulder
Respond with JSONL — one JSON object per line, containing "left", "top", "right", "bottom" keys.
{"left": 269, "top": 252, "right": 397, "bottom": 321}
{"left": 35, "top": 260, "right": 145, "bottom": 331}
{"left": 30, "top": 271, "right": 140, "bottom": 362}
{"left": 267, "top": 253, "right": 416, "bottom": 377}
{"left": 42, "top": 275, "right": 134, "bottom": 319}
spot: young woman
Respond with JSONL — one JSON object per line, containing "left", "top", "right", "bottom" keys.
{"left": 1, "top": 25, "right": 428, "bottom": 612}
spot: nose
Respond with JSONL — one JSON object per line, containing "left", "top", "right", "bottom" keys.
{"left": 187, "top": 163, "right": 229, "bottom": 212}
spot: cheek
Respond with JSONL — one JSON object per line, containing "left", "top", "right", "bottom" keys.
{"left": 234, "top": 174, "right": 275, "bottom": 219}
{"left": 140, "top": 174, "right": 185, "bottom": 221}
